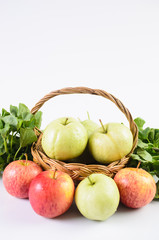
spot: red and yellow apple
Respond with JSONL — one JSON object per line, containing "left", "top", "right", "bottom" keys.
{"left": 114, "top": 167, "right": 156, "bottom": 208}
{"left": 29, "top": 169, "right": 75, "bottom": 218}
{"left": 3, "top": 159, "right": 43, "bottom": 199}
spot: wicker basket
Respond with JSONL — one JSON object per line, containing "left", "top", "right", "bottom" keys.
{"left": 31, "top": 86, "right": 138, "bottom": 181}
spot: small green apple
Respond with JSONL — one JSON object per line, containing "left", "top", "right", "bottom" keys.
{"left": 75, "top": 173, "right": 120, "bottom": 221}
{"left": 81, "top": 112, "right": 99, "bottom": 138}
{"left": 72, "top": 113, "right": 99, "bottom": 164}
{"left": 41, "top": 117, "right": 88, "bottom": 160}
{"left": 88, "top": 121, "right": 133, "bottom": 164}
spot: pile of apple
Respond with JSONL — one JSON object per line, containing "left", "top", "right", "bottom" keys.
{"left": 2, "top": 116, "right": 157, "bottom": 221}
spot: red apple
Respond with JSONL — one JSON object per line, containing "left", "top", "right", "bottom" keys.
{"left": 114, "top": 167, "right": 156, "bottom": 208}
{"left": 3, "top": 160, "right": 43, "bottom": 199}
{"left": 29, "top": 170, "right": 75, "bottom": 218}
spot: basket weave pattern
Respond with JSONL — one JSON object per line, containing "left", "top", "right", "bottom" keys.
{"left": 31, "top": 87, "right": 138, "bottom": 180}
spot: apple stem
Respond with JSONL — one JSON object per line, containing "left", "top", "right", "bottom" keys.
{"left": 87, "top": 176, "right": 95, "bottom": 185}
{"left": 52, "top": 169, "right": 57, "bottom": 179}
{"left": 99, "top": 119, "right": 107, "bottom": 133}
{"left": 87, "top": 111, "right": 90, "bottom": 120}
{"left": 77, "top": 117, "right": 81, "bottom": 122}
{"left": 64, "top": 118, "right": 68, "bottom": 125}
{"left": 137, "top": 161, "right": 141, "bottom": 169}
{"left": 24, "top": 153, "right": 28, "bottom": 165}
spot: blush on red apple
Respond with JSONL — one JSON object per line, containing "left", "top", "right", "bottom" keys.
{"left": 29, "top": 169, "right": 75, "bottom": 218}
{"left": 3, "top": 159, "right": 43, "bottom": 199}
{"left": 114, "top": 167, "right": 156, "bottom": 208}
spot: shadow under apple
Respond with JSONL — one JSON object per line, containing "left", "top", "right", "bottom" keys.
{"left": 65, "top": 145, "right": 97, "bottom": 165}
{"left": 48, "top": 200, "right": 83, "bottom": 221}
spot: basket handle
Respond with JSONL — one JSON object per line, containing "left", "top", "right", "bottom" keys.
{"left": 31, "top": 86, "right": 138, "bottom": 153}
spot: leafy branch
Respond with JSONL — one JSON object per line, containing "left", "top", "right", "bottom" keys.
{"left": 128, "top": 117, "right": 159, "bottom": 199}
{"left": 0, "top": 103, "right": 42, "bottom": 171}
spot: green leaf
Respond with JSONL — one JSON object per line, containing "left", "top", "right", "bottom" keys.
{"left": 0, "top": 123, "right": 10, "bottom": 138}
{"left": 134, "top": 117, "right": 145, "bottom": 131}
{"left": 137, "top": 139, "right": 149, "bottom": 149}
{"left": 20, "top": 128, "right": 37, "bottom": 148}
{"left": 10, "top": 105, "right": 18, "bottom": 117}
{"left": 141, "top": 127, "right": 151, "bottom": 140}
{"left": 152, "top": 155, "right": 159, "bottom": 161}
{"left": 154, "top": 131, "right": 159, "bottom": 148}
{"left": 3, "top": 115, "right": 18, "bottom": 128}
{"left": 1, "top": 108, "right": 10, "bottom": 117}
{"left": 23, "top": 113, "right": 33, "bottom": 121}
{"left": 23, "top": 119, "right": 36, "bottom": 129}
{"left": 152, "top": 161, "right": 159, "bottom": 172}
{"left": 154, "top": 140, "right": 159, "bottom": 148}
{"left": 0, "top": 119, "right": 3, "bottom": 129}
{"left": 148, "top": 128, "right": 155, "bottom": 143}
{"left": 152, "top": 148, "right": 159, "bottom": 153}
{"left": 0, "top": 135, "right": 5, "bottom": 155}
{"left": 22, "top": 111, "right": 42, "bottom": 129}
{"left": 137, "top": 148, "right": 153, "bottom": 162}
{"left": 18, "top": 103, "right": 30, "bottom": 119}
{"left": 34, "top": 111, "right": 42, "bottom": 128}
{"left": 17, "top": 119, "right": 23, "bottom": 130}
{"left": 130, "top": 153, "right": 142, "bottom": 161}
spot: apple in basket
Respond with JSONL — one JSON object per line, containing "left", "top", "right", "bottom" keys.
{"left": 29, "top": 169, "right": 75, "bottom": 218}
{"left": 69, "top": 113, "right": 99, "bottom": 164}
{"left": 75, "top": 173, "right": 120, "bottom": 221}
{"left": 81, "top": 112, "right": 99, "bottom": 138}
{"left": 41, "top": 117, "right": 88, "bottom": 160}
{"left": 88, "top": 120, "right": 133, "bottom": 164}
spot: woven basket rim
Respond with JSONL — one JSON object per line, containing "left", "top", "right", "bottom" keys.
{"left": 31, "top": 86, "right": 138, "bottom": 180}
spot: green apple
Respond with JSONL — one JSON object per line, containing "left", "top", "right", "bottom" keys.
{"left": 70, "top": 112, "right": 99, "bottom": 164}
{"left": 88, "top": 121, "right": 133, "bottom": 164}
{"left": 75, "top": 173, "right": 120, "bottom": 221}
{"left": 41, "top": 117, "right": 88, "bottom": 160}
{"left": 81, "top": 112, "right": 99, "bottom": 138}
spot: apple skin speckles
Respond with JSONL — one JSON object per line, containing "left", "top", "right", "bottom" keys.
{"left": 29, "top": 170, "right": 75, "bottom": 218}
{"left": 3, "top": 160, "right": 43, "bottom": 199}
{"left": 114, "top": 168, "right": 156, "bottom": 208}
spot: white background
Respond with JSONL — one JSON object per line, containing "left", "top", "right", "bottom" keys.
{"left": 0, "top": 0, "right": 159, "bottom": 239}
